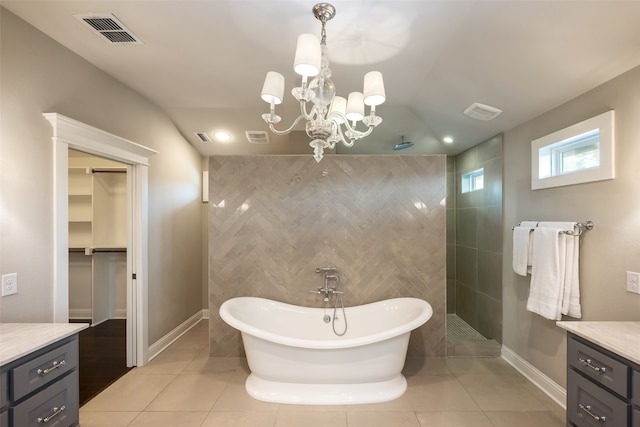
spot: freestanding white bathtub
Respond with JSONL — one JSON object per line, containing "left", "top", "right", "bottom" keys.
{"left": 219, "top": 296, "right": 433, "bottom": 405}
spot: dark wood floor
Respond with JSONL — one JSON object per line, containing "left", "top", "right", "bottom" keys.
{"left": 71, "top": 319, "right": 132, "bottom": 406}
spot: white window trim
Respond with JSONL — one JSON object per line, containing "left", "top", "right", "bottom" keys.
{"left": 531, "top": 110, "right": 614, "bottom": 190}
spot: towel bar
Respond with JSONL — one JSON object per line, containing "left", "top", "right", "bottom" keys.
{"left": 512, "top": 220, "right": 594, "bottom": 236}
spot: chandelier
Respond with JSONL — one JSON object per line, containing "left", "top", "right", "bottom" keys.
{"left": 260, "top": 3, "right": 386, "bottom": 162}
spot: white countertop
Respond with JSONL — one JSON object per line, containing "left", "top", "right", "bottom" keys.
{"left": 556, "top": 321, "right": 640, "bottom": 365}
{"left": 0, "top": 323, "right": 89, "bottom": 366}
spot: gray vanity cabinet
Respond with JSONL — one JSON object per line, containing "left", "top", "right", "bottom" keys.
{"left": 566, "top": 333, "right": 637, "bottom": 427}
{"left": 0, "top": 335, "right": 80, "bottom": 427}
{"left": 634, "top": 372, "right": 640, "bottom": 427}
{"left": 1, "top": 371, "right": 7, "bottom": 426}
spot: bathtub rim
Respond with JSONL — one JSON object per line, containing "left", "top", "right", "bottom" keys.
{"left": 219, "top": 296, "right": 433, "bottom": 350}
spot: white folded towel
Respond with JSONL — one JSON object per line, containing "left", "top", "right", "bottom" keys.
{"left": 527, "top": 227, "right": 566, "bottom": 320}
{"left": 538, "top": 222, "right": 581, "bottom": 318}
{"left": 563, "top": 234, "right": 581, "bottom": 318}
{"left": 512, "top": 226, "right": 532, "bottom": 276}
{"left": 537, "top": 221, "right": 577, "bottom": 233}
{"left": 514, "top": 221, "right": 538, "bottom": 275}
{"left": 520, "top": 221, "right": 539, "bottom": 228}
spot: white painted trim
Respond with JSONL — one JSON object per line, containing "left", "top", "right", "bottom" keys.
{"left": 148, "top": 310, "right": 208, "bottom": 361}
{"left": 69, "top": 309, "right": 126, "bottom": 320}
{"left": 531, "top": 110, "right": 615, "bottom": 190}
{"left": 43, "top": 113, "right": 157, "bottom": 165}
{"left": 68, "top": 309, "right": 92, "bottom": 319}
{"left": 52, "top": 141, "right": 69, "bottom": 323}
{"left": 202, "top": 309, "right": 210, "bottom": 319}
{"left": 501, "top": 345, "right": 566, "bottom": 409}
{"left": 45, "top": 113, "right": 156, "bottom": 367}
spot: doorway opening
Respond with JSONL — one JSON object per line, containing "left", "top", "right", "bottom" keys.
{"left": 46, "top": 113, "right": 157, "bottom": 369}
{"left": 446, "top": 135, "right": 503, "bottom": 357}
{"left": 67, "top": 149, "right": 131, "bottom": 404}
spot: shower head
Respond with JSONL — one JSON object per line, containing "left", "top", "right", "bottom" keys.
{"left": 393, "top": 136, "right": 414, "bottom": 151}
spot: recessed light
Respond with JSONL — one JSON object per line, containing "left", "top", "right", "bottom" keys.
{"left": 213, "top": 131, "right": 232, "bottom": 142}
{"left": 443, "top": 136, "right": 454, "bottom": 144}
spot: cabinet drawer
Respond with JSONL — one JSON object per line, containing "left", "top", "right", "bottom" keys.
{"left": 10, "top": 340, "right": 78, "bottom": 401}
{"left": 567, "top": 369, "right": 629, "bottom": 427}
{"left": 568, "top": 336, "right": 630, "bottom": 398}
{"left": 11, "top": 370, "right": 78, "bottom": 427}
{"left": 634, "top": 408, "right": 640, "bottom": 427}
{"left": 0, "top": 411, "right": 7, "bottom": 427}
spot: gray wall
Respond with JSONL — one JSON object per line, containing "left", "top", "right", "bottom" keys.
{"left": 503, "top": 64, "right": 640, "bottom": 388}
{"left": 454, "top": 135, "right": 503, "bottom": 342}
{"left": 0, "top": 9, "right": 204, "bottom": 346}
{"left": 208, "top": 155, "right": 447, "bottom": 357}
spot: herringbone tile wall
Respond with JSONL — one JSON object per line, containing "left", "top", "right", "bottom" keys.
{"left": 208, "top": 155, "right": 447, "bottom": 357}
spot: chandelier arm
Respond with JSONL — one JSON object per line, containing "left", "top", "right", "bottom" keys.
{"left": 342, "top": 120, "right": 375, "bottom": 140}
{"left": 334, "top": 125, "right": 353, "bottom": 148}
{"left": 300, "top": 99, "right": 316, "bottom": 121}
{"left": 266, "top": 114, "right": 307, "bottom": 135}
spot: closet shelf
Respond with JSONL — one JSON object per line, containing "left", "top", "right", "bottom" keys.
{"left": 68, "top": 156, "right": 127, "bottom": 326}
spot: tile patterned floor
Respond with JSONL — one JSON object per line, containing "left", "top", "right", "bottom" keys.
{"left": 79, "top": 321, "right": 566, "bottom": 427}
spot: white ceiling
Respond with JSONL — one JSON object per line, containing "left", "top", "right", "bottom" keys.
{"left": 4, "top": 0, "right": 640, "bottom": 157}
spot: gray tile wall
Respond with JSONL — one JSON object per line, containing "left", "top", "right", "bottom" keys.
{"left": 453, "top": 135, "right": 503, "bottom": 342}
{"left": 446, "top": 157, "right": 457, "bottom": 314}
{"left": 208, "top": 155, "right": 447, "bottom": 357}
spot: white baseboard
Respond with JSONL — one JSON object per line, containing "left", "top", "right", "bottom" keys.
{"left": 202, "top": 308, "right": 210, "bottom": 319}
{"left": 148, "top": 309, "right": 208, "bottom": 361}
{"left": 69, "top": 308, "right": 127, "bottom": 320}
{"left": 69, "top": 308, "right": 92, "bottom": 319}
{"left": 501, "top": 345, "right": 566, "bottom": 409}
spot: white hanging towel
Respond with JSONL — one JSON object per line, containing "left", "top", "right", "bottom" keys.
{"left": 526, "top": 227, "right": 566, "bottom": 320}
{"left": 512, "top": 221, "right": 538, "bottom": 276}
{"left": 538, "top": 221, "right": 581, "bottom": 318}
{"left": 513, "top": 227, "right": 532, "bottom": 276}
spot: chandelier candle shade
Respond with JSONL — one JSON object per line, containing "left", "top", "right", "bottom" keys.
{"left": 260, "top": 3, "right": 385, "bottom": 162}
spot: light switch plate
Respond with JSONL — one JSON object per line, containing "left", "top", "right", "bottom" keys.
{"left": 1, "top": 273, "right": 18, "bottom": 296}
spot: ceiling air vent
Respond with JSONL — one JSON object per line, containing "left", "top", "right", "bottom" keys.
{"left": 74, "top": 13, "right": 143, "bottom": 44}
{"left": 194, "top": 132, "right": 213, "bottom": 143}
{"left": 463, "top": 102, "right": 502, "bottom": 121}
{"left": 246, "top": 131, "right": 270, "bottom": 144}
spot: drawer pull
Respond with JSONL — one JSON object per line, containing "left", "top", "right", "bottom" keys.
{"left": 37, "top": 360, "right": 66, "bottom": 376}
{"left": 579, "top": 403, "right": 607, "bottom": 422}
{"left": 37, "top": 405, "right": 66, "bottom": 424}
{"left": 578, "top": 357, "right": 606, "bottom": 373}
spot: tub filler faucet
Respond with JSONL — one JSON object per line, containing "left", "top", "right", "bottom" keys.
{"left": 311, "top": 267, "right": 342, "bottom": 302}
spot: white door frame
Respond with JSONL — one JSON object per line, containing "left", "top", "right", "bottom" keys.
{"left": 45, "top": 113, "right": 157, "bottom": 367}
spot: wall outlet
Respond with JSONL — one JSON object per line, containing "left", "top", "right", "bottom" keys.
{"left": 626, "top": 271, "right": 640, "bottom": 294}
{"left": 1, "top": 273, "right": 18, "bottom": 296}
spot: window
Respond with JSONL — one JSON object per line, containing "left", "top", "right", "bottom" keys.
{"left": 462, "top": 168, "right": 484, "bottom": 193}
{"left": 538, "top": 129, "right": 600, "bottom": 179}
{"left": 532, "top": 110, "right": 614, "bottom": 190}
